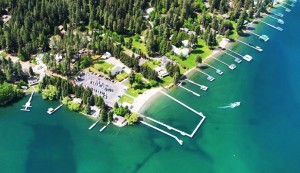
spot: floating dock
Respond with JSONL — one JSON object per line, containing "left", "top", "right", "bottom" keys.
{"left": 186, "top": 79, "right": 208, "bottom": 91}
{"left": 195, "top": 69, "right": 215, "bottom": 81}
{"left": 274, "top": 12, "right": 284, "bottom": 17}
{"left": 99, "top": 122, "right": 110, "bottom": 132}
{"left": 257, "top": 19, "right": 283, "bottom": 31}
{"left": 278, "top": 4, "right": 291, "bottom": 12}
{"left": 236, "top": 39, "right": 263, "bottom": 51}
{"left": 211, "top": 56, "right": 236, "bottom": 70}
{"left": 178, "top": 83, "right": 200, "bottom": 97}
{"left": 89, "top": 120, "right": 99, "bottom": 130}
{"left": 21, "top": 90, "right": 35, "bottom": 111}
{"left": 263, "top": 13, "right": 284, "bottom": 24}
{"left": 225, "top": 48, "right": 253, "bottom": 62}
{"left": 204, "top": 63, "right": 223, "bottom": 75}
{"left": 221, "top": 50, "right": 242, "bottom": 63}
{"left": 247, "top": 30, "right": 269, "bottom": 41}
{"left": 47, "top": 104, "right": 63, "bottom": 115}
{"left": 282, "top": 1, "right": 295, "bottom": 7}
{"left": 141, "top": 121, "right": 183, "bottom": 145}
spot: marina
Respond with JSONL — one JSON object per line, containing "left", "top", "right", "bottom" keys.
{"left": 224, "top": 48, "right": 253, "bottom": 62}
{"left": 47, "top": 104, "right": 64, "bottom": 115}
{"left": 195, "top": 69, "right": 215, "bottom": 81}
{"left": 236, "top": 39, "right": 263, "bottom": 51}
{"left": 211, "top": 56, "right": 236, "bottom": 70}
{"left": 186, "top": 79, "right": 208, "bottom": 91}
{"left": 221, "top": 50, "right": 242, "bottom": 63}
{"left": 88, "top": 120, "right": 99, "bottom": 130}
{"left": 204, "top": 63, "right": 223, "bottom": 75}
{"left": 257, "top": 19, "right": 283, "bottom": 31}
{"left": 20, "top": 90, "right": 35, "bottom": 111}
{"left": 178, "top": 82, "right": 200, "bottom": 97}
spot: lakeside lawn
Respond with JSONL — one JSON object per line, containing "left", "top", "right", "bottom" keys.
{"left": 93, "top": 60, "right": 114, "bottom": 74}
{"left": 169, "top": 38, "right": 212, "bottom": 70}
{"left": 229, "top": 21, "right": 238, "bottom": 40}
{"left": 160, "top": 76, "right": 174, "bottom": 87}
{"left": 118, "top": 95, "right": 134, "bottom": 104}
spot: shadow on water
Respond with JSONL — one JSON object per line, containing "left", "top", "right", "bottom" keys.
{"left": 25, "top": 124, "right": 76, "bottom": 173}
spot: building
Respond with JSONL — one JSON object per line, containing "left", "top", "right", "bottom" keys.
{"left": 101, "top": 52, "right": 112, "bottom": 59}
{"left": 111, "top": 65, "right": 124, "bottom": 76}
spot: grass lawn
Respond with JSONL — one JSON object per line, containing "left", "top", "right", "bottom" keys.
{"left": 124, "top": 37, "right": 148, "bottom": 55}
{"left": 115, "top": 72, "right": 128, "bottom": 82}
{"left": 118, "top": 95, "right": 134, "bottom": 104}
{"left": 169, "top": 38, "right": 213, "bottom": 70}
{"left": 229, "top": 21, "right": 238, "bottom": 40}
{"left": 93, "top": 60, "right": 114, "bottom": 74}
{"left": 160, "top": 76, "right": 174, "bottom": 87}
{"left": 143, "top": 61, "right": 157, "bottom": 70}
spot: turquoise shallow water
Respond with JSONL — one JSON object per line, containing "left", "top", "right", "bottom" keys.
{"left": 1, "top": 3, "right": 300, "bottom": 173}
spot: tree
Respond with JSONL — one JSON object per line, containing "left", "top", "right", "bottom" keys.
{"left": 196, "top": 55, "right": 202, "bottom": 65}
{"left": 129, "top": 72, "right": 135, "bottom": 87}
{"left": 29, "top": 67, "right": 35, "bottom": 76}
{"left": 107, "top": 111, "right": 114, "bottom": 122}
{"left": 125, "top": 113, "right": 139, "bottom": 125}
{"left": 68, "top": 102, "right": 81, "bottom": 112}
{"left": 42, "top": 85, "right": 57, "bottom": 100}
{"left": 173, "top": 72, "right": 180, "bottom": 84}
{"left": 85, "top": 103, "right": 91, "bottom": 115}
{"left": 62, "top": 96, "right": 71, "bottom": 105}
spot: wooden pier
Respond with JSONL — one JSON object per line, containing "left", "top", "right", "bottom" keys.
{"left": 89, "top": 120, "right": 99, "bottom": 130}
{"left": 186, "top": 79, "right": 208, "bottom": 91}
{"left": 257, "top": 19, "right": 283, "bottom": 31}
{"left": 99, "top": 122, "right": 110, "bottom": 132}
{"left": 211, "top": 56, "right": 236, "bottom": 70}
{"left": 47, "top": 104, "right": 63, "bottom": 115}
{"left": 21, "top": 90, "right": 35, "bottom": 111}
{"left": 141, "top": 121, "right": 183, "bottom": 145}
{"left": 221, "top": 50, "right": 242, "bottom": 63}
{"left": 204, "top": 63, "right": 223, "bottom": 75}
{"left": 236, "top": 39, "right": 263, "bottom": 51}
{"left": 195, "top": 69, "right": 215, "bottom": 81}
{"left": 178, "top": 83, "right": 200, "bottom": 97}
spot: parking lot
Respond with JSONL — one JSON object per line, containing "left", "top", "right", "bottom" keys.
{"left": 75, "top": 71, "right": 126, "bottom": 107}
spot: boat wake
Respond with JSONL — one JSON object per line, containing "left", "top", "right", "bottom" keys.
{"left": 219, "top": 102, "right": 241, "bottom": 109}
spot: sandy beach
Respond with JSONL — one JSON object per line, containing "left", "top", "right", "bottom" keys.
{"left": 130, "top": 87, "right": 162, "bottom": 113}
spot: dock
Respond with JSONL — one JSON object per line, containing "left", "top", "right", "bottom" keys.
{"left": 186, "top": 79, "right": 208, "bottom": 91}
{"left": 141, "top": 121, "right": 183, "bottom": 145}
{"left": 221, "top": 50, "right": 242, "bottom": 63}
{"left": 282, "top": 1, "right": 295, "bottom": 7}
{"left": 99, "top": 122, "right": 110, "bottom": 132}
{"left": 274, "top": 12, "right": 284, "bottom": 17}
{"left": 247, "top": 30, "right": 270, "bottom": 41}
{"left": 257, "top": 19, "right": 283, "bottom": 31}
{"left": 195, "top": 69, "right": 215, "bottom": 81}
{"left": 89, "top": 120, "right": 99, "bottom": 130}
{"left": 211, "top": 56, "right": 236, "bottom": 70}
{"left": 178, "top": 83, "right": 200, "bottom": 97}
{"left": 263, "top": 13, "right": 284, "bottom": 24}
{"left": 21, "top": 90, "right": 35, "bottom": 111}
{"left": 236, "top": 39, "right": 263, "bottom": 52}
{"left": 47, "top": 104, "right": 63, "bottom": 115}
{"left": 278, "top": 4, "right": 291, "bottom": 12}
{"left": 204, "top": 63, "right": 223, "bottom": 75}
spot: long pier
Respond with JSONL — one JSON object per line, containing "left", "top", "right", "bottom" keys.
{"left": 257, "top": 19, "right": 283, "bottom": 31}
{"left": 186, "top": 79, "right": 208, "bottom": 91}
{"left": 195, "top": 69, "right": 215, "bottom": 81}
{"left": 47, "top": 104, "right": 63, "bottom": 115}
{"left": 141, "top": 115, "right": 190, "bottom": 137}
{"left": 274, "top": 12, "right": 284, "bottom": 17}
{"left": 225, "top": 48, "right": 244, "bottom": 58}
{"left": 21, "top": 90, "right": 35, "bottom": 111}
{"left": 263, "top": 13, "right": 284, "bottom": 24}
{"left": 178, "top": 83, "right": 200, "bottom": 97}
{"left": 211, "top": 56, "right": 236, "bottom": 70}
{"left": 89, "top": 120, "right": 99, "bottom": 130}
{"left": 204, "top": 63, "right": 223, "bottom": 75}
{"left": 236, "top": 39, "right": 263, "bottom": 51}
{"left": 190, "top": 113, "right": 206, "bottom": 137}
{"left": 141, "top": 121, "right": 183, "bottom": 145}
{"left": 247, "top": 30, "right": 270, "bottom": 42}
{"left": 221, "top": 50, "right": 242, "bottom": 63}
{"left": 278, "top": 4, "right": 291, "bottom": 12}
{"left": 99, "top": 122, "right": 110, "bottom": 132}
{"left": 282, "top": 1, "right": 295, "bottom": 7}
{"left": 160, "top": 91, "right": 204, "bottom": 118}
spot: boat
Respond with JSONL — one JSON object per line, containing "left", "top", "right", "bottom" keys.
{"left": 259, "top": 35, "right": 269, "bottom": 42}
{"left": 234, "top": 58, "right": 242, "bottom": 63}
{"left": 230, "top": 102, "right": 241, "bottom": 108}
{"left": 243, "top": 55, "right": 253, "bottom": 61}
{"left": 200, "top": 85, "right": 208, "bottom": 91}
{"left": 256, "top": 46, "right": 263, "bottom": 52}
{"left": 207, "top": 76, "right": 215, "bottom": 82}
{"left": 278, "top": 19, "right": 284, "bottom": 24}
{"left": 47, "top": 108, "right": 54, "bottom": 114}
{"left": 216, "top": 69, "right": 223, "bottom": 75}
{"left": 229, "top": 64, "right": 236, "bottom": 70}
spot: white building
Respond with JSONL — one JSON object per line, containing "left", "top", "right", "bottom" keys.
{"left": 111, "top": 65, "right": 124, "bottom": 76}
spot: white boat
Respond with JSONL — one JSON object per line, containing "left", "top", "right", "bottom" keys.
{"left": 230, "top": 102, "right": 241, "bottom": 108}
{"left": 256, "top": 46, "right": 263, "bottom": 52}
{"left": 235, "top": 58, "right": 242, "bottom": 63}
{"left": 200, "top": 85, "right": 208, "bottom": 91}
{"left": 229, "top": 64, "right": 236, "bottom": 70}
{"left": 243, "top": 55, "right": 253, "bottom": 61}
{"left": 47, "top": 108, "right": 54, "bottom": 114}
{"left": 278, "top": 19, "right": 284, "bottom": 24}
{"left": 216, "top": 69, "right": 223, "bottom": 75}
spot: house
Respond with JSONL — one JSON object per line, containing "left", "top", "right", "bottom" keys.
{"left": 36, "top": 54, "right": 44, "bottom": 65}
{"left": 28, "top": 76, "right": 39, "bottom": 86}
{"left": 72, "top": 98, "right": 82, "bottom": 104}
{"left": 155, "top": 67, "right": 169, "bottom": 78}
{"left": 111, "top": 65, "right": 123, "bottom": 76}
{"left": 101, "top": 52, "right": 112, "bottom": 59}
{"left": 90, "top": 106, "right": 100, "bottom": 118}
{"left": 160, "top": 56, "right": 172, "bottom": 67}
